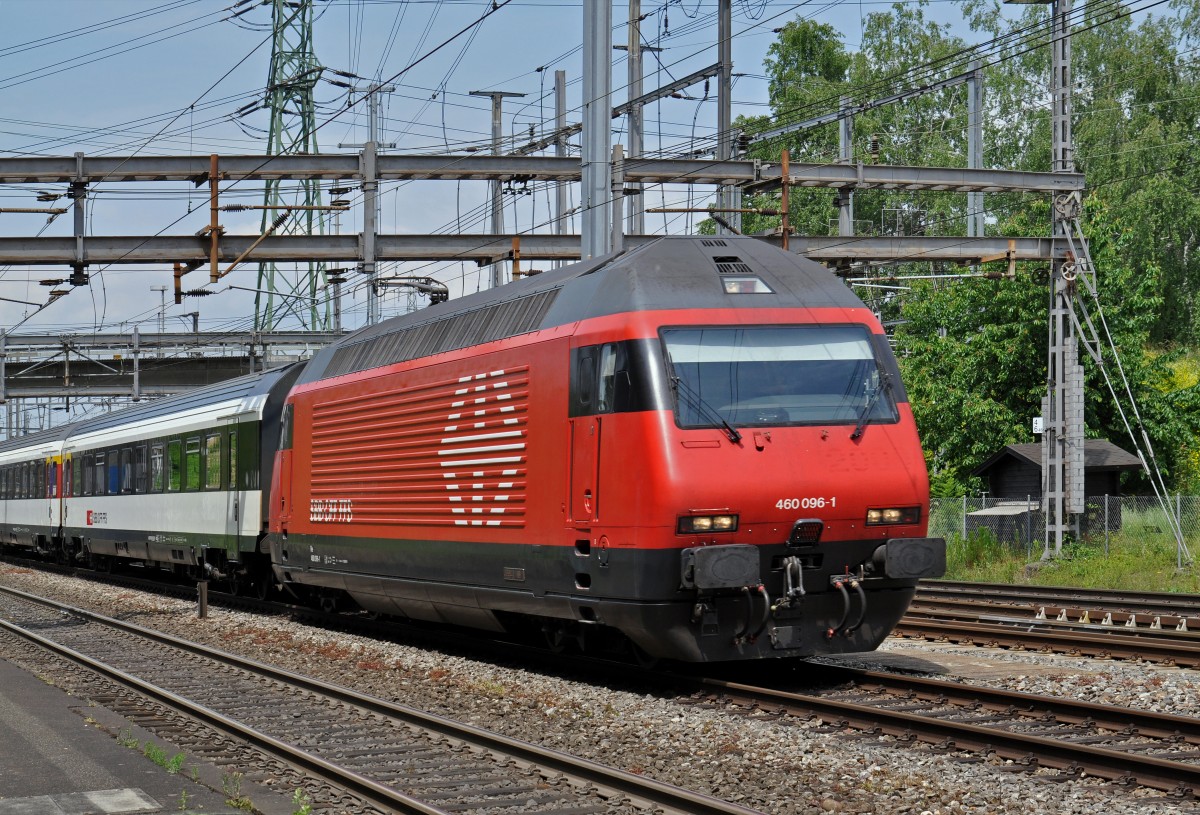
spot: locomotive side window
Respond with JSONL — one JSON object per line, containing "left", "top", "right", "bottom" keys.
{"left": 280, "top": 404, "right": 294, "bottom": 450}
{"left": 205, "top": 434, "right": 222, "bottom": 490}
{"left": 150, "top": 443, "right": 165, "bottom": 492}
{"left": 661, "top": 325, "right": 899, "bottom": 429}
{"left": 577, "top": 353, "right": 596, "bottom": 410}
{"left": 167, "top": 441, "right": 182, "bottom": 492}
{"left": 185, "top": 438, "right": 201, "bottom": 491}
{"left": 597, "top": 345, "right": 618, "bottom": 413}
{"left": 569, "top": 340, "right": 663, "bottom": 417}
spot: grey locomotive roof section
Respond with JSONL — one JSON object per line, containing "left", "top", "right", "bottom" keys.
{"left": 299, "top": 236, "right": 862, "bottom": 384}
{"left": 59, "top": 364, "right": 300, "bottom": 439}
{"left": 539, "top": 235, "right": 862, "bottom": 326}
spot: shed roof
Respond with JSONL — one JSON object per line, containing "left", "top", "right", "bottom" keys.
{"left": 971, "top": 440, "right": 1142, "bottom": 477}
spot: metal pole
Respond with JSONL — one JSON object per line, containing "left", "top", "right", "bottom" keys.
{"left": 1104, "top": 494, "right": 1109, "bottom": 555}
{"left": 611, "top": 144, "right": 625, "bottom": 253}
{"left": 838, "top": 97, "right": 854, "bottom": 237}
{"left": 132, "top": 326, "right": 140, "bottom": 402}
{"left": 362, "top": 141, "right": 378, "bottom": 325}
{"left": 470, "top": 90, "right": 526, "bottom": 287}
{"left": 197, "top": 580, "right": 208, "bottom": 619}
{"left": 337, "top": 83, "right": 396, "bottom": 325}
{"left": 1179, "top": 494, "right": 1184, "bottom": 570}
{"left": 1043, "top": 0, "right": 1078, "bottom": 560}
{"left": 966, "top": 59, "right": 985, "bottom": 238}
{"left": 626, "top": 0, "right": 645, "bottom": 236}
{"left": 780, "top": 150, "right": 790, "bottom": 252}
{"left": 716, "top": 0, "right": 735, "bottom": 234}
{"left": 582, "top": 0, "right": 612, "bottom": 259}
{"left": 555, "top": 70, "right": 569, "bottom": 260}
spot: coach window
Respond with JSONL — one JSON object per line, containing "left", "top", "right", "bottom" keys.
{"left": 167, "top": 441, "right": 182, "bottom": 491}
{"left": 150, "top": 443, "right": 164, "bottom": 492}
{"left": 185, "top": 437, "right": 201, "bottom": 491}
{"left": 205, "top": 433, "right": 221, "bottom": 490}
{"left": 134, "top": 446, "right": 147, "bottom": 493}
{"left": 93, "top": 454, "right": 105, "bottom": 497}
{"left": 82, "top": 455, "right": 92, "bottom": 496}
{"left": 120, "top": 448, "right": 133, "bottom": 493}
{"left": 107, "top": 451, "right": 120, "bottom": 495}
{"left": 228, "top": 430, "right": 238, "bottom": 490}
{"left": 20, "top": 462, "right": 28, "bottom": 499}
{"left": 47, "top": 461, "right": 57, "bottom": 498}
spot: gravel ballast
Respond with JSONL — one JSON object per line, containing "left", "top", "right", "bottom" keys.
{"left": 1, "top": 565, "right": 1198, "bottom": 815}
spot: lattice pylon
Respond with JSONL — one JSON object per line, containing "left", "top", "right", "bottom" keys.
{"left": 255, "top": 0, "right": 330, "bottom": 332}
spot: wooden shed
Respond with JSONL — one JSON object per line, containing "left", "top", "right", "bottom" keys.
{"left": 967, "top": 440, "right": 1143, "bottom": 544}
{"left": 971, "top": 440, "right": 1142, "bottom": 500}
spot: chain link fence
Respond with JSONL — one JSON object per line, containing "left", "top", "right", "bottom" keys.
{"left": 930, "top": 495, "right": 1199, "bottom": 562}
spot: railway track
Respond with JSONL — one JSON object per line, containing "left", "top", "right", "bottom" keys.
{"left": 896, "top": 580, "right": 1200, "bottom": 666}
{"left": 689, "top": 666, "right": 1200, "bottom": 797}
{"left": 918, "top": 580, "right": 1200, "bottom": 618}
{"left": 8, "top": 560, "right": 1200, "bottom": 802}
{"left": 0, "top": 584, "right": 764, "bottom": 815}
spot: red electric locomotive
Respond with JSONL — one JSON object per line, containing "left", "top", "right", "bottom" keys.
{"left": 268, "top": 236, "right": 944, "bottom": 662}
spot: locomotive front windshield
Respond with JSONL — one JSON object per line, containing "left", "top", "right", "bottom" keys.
{"left": 662, "top": 325, "right": 898, "bottom": 429}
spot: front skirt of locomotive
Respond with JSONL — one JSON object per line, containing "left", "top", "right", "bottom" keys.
{"left": 608, "top": 536, "right": 946, "bottom": 662}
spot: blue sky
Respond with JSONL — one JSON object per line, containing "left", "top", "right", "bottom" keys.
{"left": 0, "top": 0, "right": 979, "bottom": 336}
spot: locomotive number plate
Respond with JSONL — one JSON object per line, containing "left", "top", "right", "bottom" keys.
{"left": 310, "top": 498, "right": 353, "bottom": 523}
{"left": 776, "top": 497, "right": 836, "bottom": 510}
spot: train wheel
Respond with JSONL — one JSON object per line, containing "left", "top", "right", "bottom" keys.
{"left": 542, "top": 621, "right": 586, "bottom": 654}
{"left": 628, "top": 642, "right": 660, "bottom": 670}
{"left": 254, "top": 574, "right": 273, "bottom": 601}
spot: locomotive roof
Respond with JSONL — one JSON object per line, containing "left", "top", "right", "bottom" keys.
{"left": 299, "top": 236, "right": 865, "bottom": 384}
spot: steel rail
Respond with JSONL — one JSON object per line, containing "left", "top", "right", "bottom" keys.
{"left": 891, "top": 616, "right": 1200, "bottom": 667}
{"left": 919, "top": 580, "right": 1200, "bottom": 617}
{"left": 908, "top": 597, "right": 1200, "bottom": 635}
{"left": 0, "top": 584, "right": 764, "bottom": 815}
{"left": 697, "top": 674, "right": 1200, "bottom": 795}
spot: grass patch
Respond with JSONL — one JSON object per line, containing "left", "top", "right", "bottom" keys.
{"left": 943, "top": 524, "right": 1200, "bottom": 592}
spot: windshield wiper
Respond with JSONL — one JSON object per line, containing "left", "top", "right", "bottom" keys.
{"left": 665, "top": 354, "right": 742, "bottom": 444}
{"left": 850, "top": 371, "right": 893, "bottom": 440}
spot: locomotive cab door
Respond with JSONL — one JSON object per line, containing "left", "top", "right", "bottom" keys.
{"left": 570, "top": 417, "right": 601, "bottom": 523}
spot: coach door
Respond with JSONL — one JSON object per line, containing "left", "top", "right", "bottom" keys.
{"left": 219, "top": 414, "right": 254, "bottom": 554}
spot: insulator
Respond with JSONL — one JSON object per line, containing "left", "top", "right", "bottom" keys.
{"left": 183, "top": 289, "right": 214, "bottom": 297}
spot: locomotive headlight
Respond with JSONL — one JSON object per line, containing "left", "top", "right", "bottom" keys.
{"left": 677, "top": 514, "right": 739, "bottom": 534}
{"left": 865, "top": 506, "right": 921, "bottom": 526}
